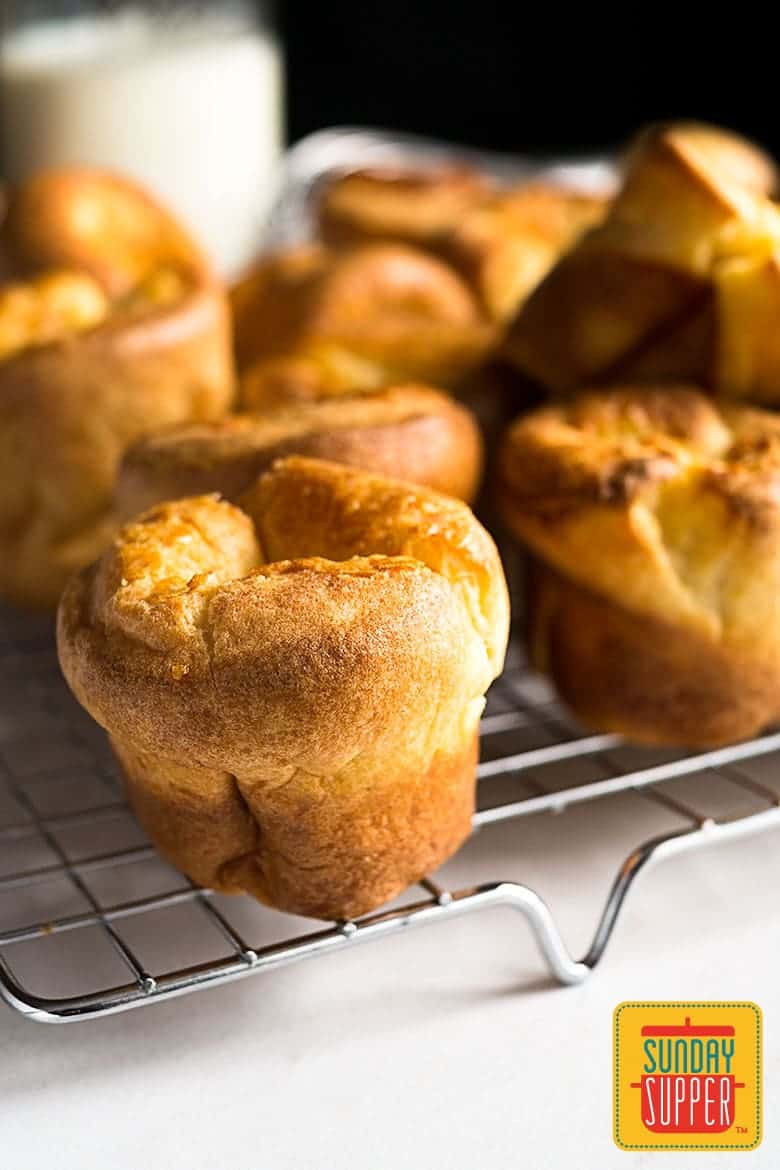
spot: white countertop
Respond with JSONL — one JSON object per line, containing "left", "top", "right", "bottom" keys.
{"left": 3, "top": 773, "right": 779, "bottom": 1170}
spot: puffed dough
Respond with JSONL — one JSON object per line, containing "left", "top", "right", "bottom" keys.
{"left": 58, "top": 457, "right": 510, "bottom": 919}
{"left": 498, "top": 385, "right": 780, "bottom": 746}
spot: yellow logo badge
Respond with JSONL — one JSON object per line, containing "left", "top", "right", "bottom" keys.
{"left": 614, "top": 1002, "right": 762, "bottom": 1151}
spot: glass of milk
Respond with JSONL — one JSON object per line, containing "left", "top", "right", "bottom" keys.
{"left": 0, "top": 2, "right": 284, "bottom": 276}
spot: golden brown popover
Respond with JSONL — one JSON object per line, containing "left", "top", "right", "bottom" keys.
{"left": 497, "top": 385, "right": 780, "bottom": 747}
{"left": 118, "top": 384, "right": 483, "bottom": 517}
{"left": 58, "top": 456, "right": 510, "bottom": 920}
{"left": 317, "top": 164, "right": 490, "bottom": 249}
{"left": 503, "top": 122, "right": 780, "bottom": 401}
{"left": 0, "top": 168, "right": 233, "bottom": 608}
{"left": 231, "top": 242, "right": 495, "bottom": 407}
{"left": 623, "top": 121, "right": 777, "bottom": 198}
{"left": 447, "top": 183, "right": 609, "bottom": 323}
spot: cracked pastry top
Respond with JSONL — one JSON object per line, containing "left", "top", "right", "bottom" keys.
{"left": 57, "top": 456, "right": 510, "bottom": 919}
{"left": 0, "top": 168, "right": 233, "bottom": 608}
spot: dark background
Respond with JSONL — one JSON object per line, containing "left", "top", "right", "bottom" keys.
{"left": 279, "top": 6, "right": 776, "bottom": 158}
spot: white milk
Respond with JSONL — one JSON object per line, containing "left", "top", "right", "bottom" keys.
{"left": 0, "top": 6, "right": 284, "bottom": 275}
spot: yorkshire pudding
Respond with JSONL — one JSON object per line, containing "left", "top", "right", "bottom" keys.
{"left": 504, "top": 122, "right": 780, "bottom": 401}
{"left": 498, "top": 385, "right": 780, "bottom": 747}
{"left": 317, "top": 164, "right": 490, "bottom": 250}
{"left": 231, "top": 242, "right": 494, "bottom": 408}
{"left": 58, "top": 457, "right": 509, "bottom": 920}
{"left": 623, "top": 121, "right": 777, "bottom": 198}
{"left": 117, "top": 384, "right": 483, "bottom": 518}
{"left": 0, "top": 168, "right": 233, "bottom": 607}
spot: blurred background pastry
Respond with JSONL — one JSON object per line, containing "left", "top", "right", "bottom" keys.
{"left": 446, "top": 182, "right": 609, "bottom": 323}
{"left": 318, "top": 164, "right": 490, "bottom": 250}
{"left": 232, "top": 241, "right": 496, "bottom": 407}
{"left": 315, "top": 166, "right": 611, "bottom": 326}
{"left": 0, "top": 168, "right": 233, "bottom": 608}
{"left": 623, "top": 121, "right": 777, "bottom": 197}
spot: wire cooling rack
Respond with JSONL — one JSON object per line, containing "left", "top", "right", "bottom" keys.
{"left": 2, "top": 604, "right": 780, "bottom": 1024}
{"left": 3, "top": 132, "right": 780, "bottom": 1023}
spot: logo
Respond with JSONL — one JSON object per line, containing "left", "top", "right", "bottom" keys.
{"left": 614, "top": 1002, "right": 762, "bottom": 1151}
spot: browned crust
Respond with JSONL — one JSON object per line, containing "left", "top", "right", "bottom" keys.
{"left": 57, "top": 457, "right": 509, "bottom": 920}
{"left": 497, "top": 385, "right": 734, "bottom": 510}
{"left": 502, "top": 246, "right": 711, "bottom": 392}
{"left": 115, "top": 732, "right": 477, "bottom": 920}
{"left": 117, "top": 385, "right": 484, "bottom": 516}
{"left": 497, "top": 385, "right": 780, "bottom": 521}
{"left": 317, "top": 164, "right": 490, "bottom": 250}
{"left": 527, "top": 559, "right": 780, "bottom": 747}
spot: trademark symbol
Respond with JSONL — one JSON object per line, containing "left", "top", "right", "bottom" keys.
{"left": 735, "top": 1126, "right": 749, "bottom": 1134}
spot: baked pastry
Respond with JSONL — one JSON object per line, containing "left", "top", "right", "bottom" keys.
{"left": 318, "top": 164, "right": 609, "bottom": 326}
{"left": 58, "top": 456, "right": 510, "bottom": 920}
{"left": 497, "top": 385, "right": 780, "bottom": 747}
{"left": 447, "top": 183, "right": 609, "bottom": 322}
{"left": 317, "top": 164, "right": 489, "bottom": 249}
{"left": 0, "top": 168, "right": 233, "bottom": 607}
{"left": 0, "top": 169, "right": 203, "bottom": 296}
{"left": 623, "top": 121, "right": 777, "bottom": 198}
{"left": 232, "top": 242, "right": 494, "bottom": 408}
{"left": 117, "top": 384, "right": 484, "bottom": 516}
{"left": 503, "top": 122, "right": 780, "bottom": 401}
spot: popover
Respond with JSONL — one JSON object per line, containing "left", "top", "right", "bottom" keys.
{"left": 231, "top": 242, "right": 494, "bottom": 408}
{"left": 504, "top": 122, "right": 780, "bottom": 401}
{"left": 0, "top": 168, "right": 233, "bottom": 607}
{"left": 623, "top": 121, "right": 777, "bottom": 198}
{"left": 58, "top": 456, "right": 509, "bottom": 920}
{"left": 117, "top": 384, "right": 484, "bottom": 517}
{"left": 318, "top": 165, "right": 610, "bottom": 326}
{"left": 317, "top": 164, "right": 489, "bottom": 250}
{"left": 497, "top": 385, "right": 780, "bottom": 747}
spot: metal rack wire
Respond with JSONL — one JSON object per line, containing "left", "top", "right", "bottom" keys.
{"left": 2, "top": 605, "right": 780, "bottom": 1024}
